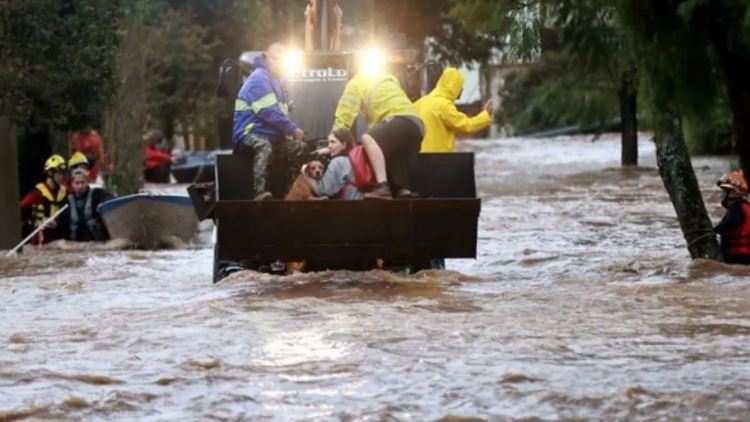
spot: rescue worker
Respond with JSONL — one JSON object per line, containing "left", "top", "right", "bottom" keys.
{"left": 415, "top": 67, "right": 493, "bottom": 153}
{"left": 143, "top": 129, "right": 175, "bottom": 183}
{"left": 59, "top": 168, "right": 114, "bottom": 242}
{"left": 232, "top": 43, "right": 307, "bottom": 201}
{"left": 714, "top": 170, "right": 750, "bottom": 265}
{"left": 332, "top": 64, "right": 425, "bottom": 199}
{"left": 69, "top": 129, "right": 112, "bottom": 183}
{"left": 19, "top": 154, "right": 68, "bottom": 244}
{"left": 68, "top": 151, "right": 90, "bottom": 174}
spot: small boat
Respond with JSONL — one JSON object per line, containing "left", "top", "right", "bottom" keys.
{"left": 98, "top": 194, "right": 198, "bottom": 249}
{"left": 171, "top": 150, "right": 229, "bottom": 184}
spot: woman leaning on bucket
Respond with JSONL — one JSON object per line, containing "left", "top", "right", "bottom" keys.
{"left": 301, "top": 128, "right": 376, "bottom": 200}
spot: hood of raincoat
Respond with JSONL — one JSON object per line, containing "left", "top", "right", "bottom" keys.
{"left": 253, "top": 53, "right": 268, "bottom": 70}
{"left": 434, "top": 67, "right": 464, "bottom": 101}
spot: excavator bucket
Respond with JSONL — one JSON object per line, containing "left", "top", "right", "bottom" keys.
{"left": 206, "top": 152, "right": 480, "bottom": 281}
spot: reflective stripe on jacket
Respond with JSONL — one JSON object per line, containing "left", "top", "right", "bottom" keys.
{"left": 33, "top": 183, "right": 66, "bottom": 227}
{"left": 415, "top": 67, "right": 491, "bottom": 153}
{"left": 232, "top": 54, "right": 296, "bottom": 145}
{"left": 333, "top": 72, "right": 418, "bottom": 131}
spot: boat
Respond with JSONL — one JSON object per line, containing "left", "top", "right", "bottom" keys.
{"left": 98, "top": 194, "right": 198, "bottom": 249}
{"left": 171, "top": 150, "right": 229, "bottom": 184}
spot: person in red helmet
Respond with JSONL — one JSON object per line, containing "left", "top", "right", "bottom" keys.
{"left": 714, "top": 170, "right": 750, "bottom": 265}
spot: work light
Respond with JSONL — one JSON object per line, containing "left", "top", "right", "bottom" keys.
{"left": 358, "top": 48, "right": 386, "bottom": 76}
{"left": 282, "top": 49, "right": 304, "bottom": 77}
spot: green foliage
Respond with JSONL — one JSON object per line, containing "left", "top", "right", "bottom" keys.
{"left": 496, "top": 52, "right": 619, "bottom": 135}
{"left": 122, "top": 0, "right": 273, "bottom": 146}
{"left": 450, "top": 0, "right": 632, "bottom": 135}
{"left": 615, "top": 1, "right": 749, "bottom": 148}
{"left": 0, "top": 0, "right": 121, "bottom": 130}
{"left": 147, "top": 9, "right": 217, "bottom": 132}
{"left": 450, "top": 0, "right": 543, "bottom": 61}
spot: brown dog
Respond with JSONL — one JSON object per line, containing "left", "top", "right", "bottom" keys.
{"left": 285, "top": 160, "right": 325, "bottom": 200}
{"left": 285, "top": 160, "right": 326, "bottom": 274}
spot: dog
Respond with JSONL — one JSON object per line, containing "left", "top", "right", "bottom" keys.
{"left": 285, "top": 160, "right": 326, "bottom": 200}
{"left": 285, "top": 160, "right": 326, "bottom": 274}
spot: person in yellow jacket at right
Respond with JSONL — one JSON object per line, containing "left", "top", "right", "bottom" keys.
{"left": 415, "top": 67, "right": 493, "bottom": 153}
{"left": 331, "top": 65, "right": 425, "bottom": 198}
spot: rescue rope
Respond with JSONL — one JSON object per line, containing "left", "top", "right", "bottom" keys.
{"left": 686, "top": 228, "right": 716, "bottom": 248}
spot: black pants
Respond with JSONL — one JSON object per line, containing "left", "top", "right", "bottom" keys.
{"left": 367, "top": 116, "right": 423, "bottom": 190}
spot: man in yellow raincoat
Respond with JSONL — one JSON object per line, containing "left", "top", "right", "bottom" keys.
{"left": 415, "top": 67, "right": 493, "bottom": 153}
{"left": 332, "top": 68, "right": 424, "bottom": 198}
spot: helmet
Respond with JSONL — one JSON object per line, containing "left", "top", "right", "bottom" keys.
{"left": 68, "top": 151, "right": 89, "bottom": 168}
{"left": 717, "top": 170, "right": 748, "bottom": 195}
{"left": 44, "top": 154, "right": 67, "bottom": 172}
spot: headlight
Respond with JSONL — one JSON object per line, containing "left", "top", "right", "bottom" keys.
{"left": 358, "top": 48, "right": 386, "bottom": 76}
{"left": 282, "top": 50, "right": 303, "bottom": 77}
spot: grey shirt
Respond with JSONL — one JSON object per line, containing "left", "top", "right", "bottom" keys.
{"left": 317, "top": 156, "right": 364, "bottom": 200}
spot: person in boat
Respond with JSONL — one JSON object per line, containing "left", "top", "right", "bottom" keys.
{"left": 68, "top": 151, "right": 90, "bottom": 174}
{"left": 58, "top": 168, "right": 114, "bottom": 242}
{"left": 66, "top": 151, "right": 90, "bottom": 189}
{"left": 301, "top": 128, "right": 375, "bottom": 199}
{"left": 19, "top": 154, "right": 68, "bottom": 244}
{"left": 415, "top": 67, "right": 493, "bottom": 153}
{"left": 143, "top": 129, "right": 175, "bottom": 183}
{"left": 332, "top": 63, "right": 424, "bottom": 199}
{"left": 69, "top": 129, "right": 112, "bottom": 184}
{"left": 714, "top": 170, "right": 750, "bottom": 265}
{"left": 232, "top": 42, "right": 308, "bottom": 201}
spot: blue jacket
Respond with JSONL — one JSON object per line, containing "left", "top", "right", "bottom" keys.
{"left": 232, "top": 54, "right": 297, "bottom": 145}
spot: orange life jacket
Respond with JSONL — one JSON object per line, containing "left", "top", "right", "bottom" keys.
{"left": 727, "top": 202, "right": 750, "bottom": 256}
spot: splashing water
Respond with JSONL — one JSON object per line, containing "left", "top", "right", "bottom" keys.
{"left": 2, "top": 134, "right": 749, "bottom": 420}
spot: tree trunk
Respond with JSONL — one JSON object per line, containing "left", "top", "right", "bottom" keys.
{"left": 618, "top": 69, "right": 638, "bottom": 166}
{"left": 103, "top": 13, "right": 149, "bottom": 195}
{"left": 654, "top": 115, "right": 721, "bottom": 260}
{"left": 711, "top": 36, "right": 750, "bottom": 178}
{"left": 701, "top": 3, "right": 750, "bottom": 177}
{"left": 0, "top": 101, "right": 21, "bottom": 249}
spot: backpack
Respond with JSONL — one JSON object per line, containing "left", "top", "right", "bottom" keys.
{"left": 348, "top": 146, "right": 376, "bottom": 191}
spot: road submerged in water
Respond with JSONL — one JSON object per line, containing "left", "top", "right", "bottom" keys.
{"left": 2, "top": 134, "right": 750, "bottom": 421}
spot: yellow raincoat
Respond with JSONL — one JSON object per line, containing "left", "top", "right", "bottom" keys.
{"left": 333, "top": 72, "right": 418, "bottom": 130}
{"left": 415, "top": 67, "right": 491, "bottom": 152}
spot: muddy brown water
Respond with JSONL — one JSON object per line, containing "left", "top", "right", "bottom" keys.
{"left": 2, "top": 134, "right": 750, "bottom": 421}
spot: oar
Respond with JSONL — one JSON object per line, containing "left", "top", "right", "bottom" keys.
{"left": 6, "top": 204, "right": 69, "bottom": 257}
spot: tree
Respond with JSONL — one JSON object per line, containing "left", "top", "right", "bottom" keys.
{"left": 494, "top": 51, "right": 620, "bottom": 136}
{"left": 1, "top": 0, "right": 120, "bottom": 200}
{"left": 614, "top": 0, "right": 750, "bottom": 259}
{"left": 0, "top": 105, "right": 20, "bottom": 248}
{"left": 450, "top": 0, "right": 640, "bottom": 166}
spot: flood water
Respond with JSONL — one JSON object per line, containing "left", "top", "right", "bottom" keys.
{"left": 2, "top": 134, "right": 750, "bottom": 421}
